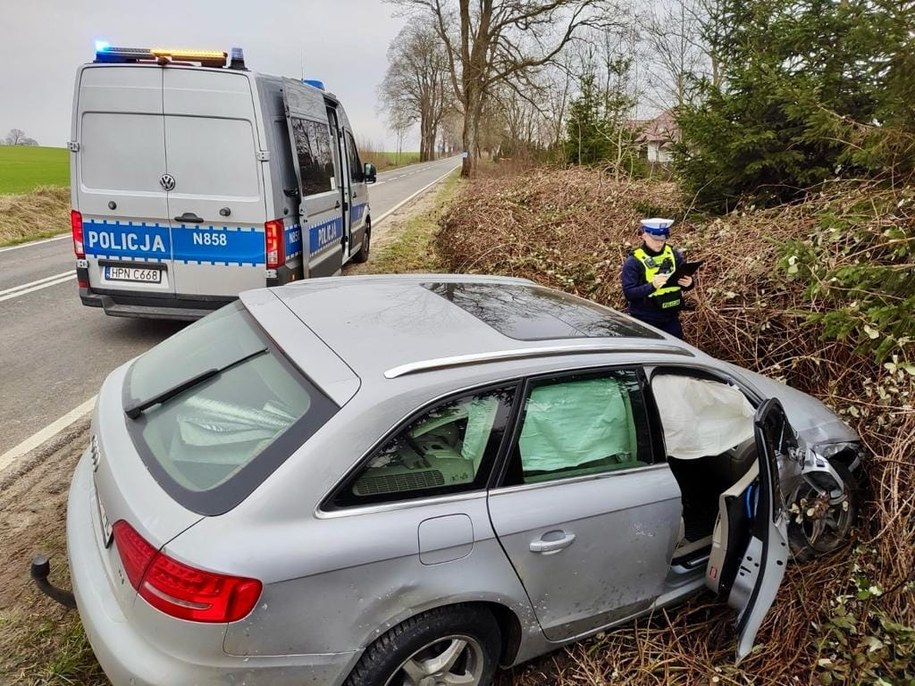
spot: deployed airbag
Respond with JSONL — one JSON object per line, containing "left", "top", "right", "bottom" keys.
{"left": 652, "top": 375, "right": 754, "bottom": 460}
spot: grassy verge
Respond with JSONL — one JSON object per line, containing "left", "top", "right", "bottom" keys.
{"left": 0, "top": 186, "right": 70, "bottom": 247}
{"left": 0, "top": 147, "right": 69, "bottom": 195}
{"left": 346, "top": 170, "right": 462, "bottom": 275}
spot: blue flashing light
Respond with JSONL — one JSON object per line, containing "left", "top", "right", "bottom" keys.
{"left": 303, "top": 79, "right": 325, "bottom": 91}
{"left": 95, "top": 41, "right": 110, "bottom": 53}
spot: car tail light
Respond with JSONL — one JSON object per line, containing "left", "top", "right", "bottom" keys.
{"left": 112, "top": 520, "right": 262, "bottom": 623}
{"left": 71, "top": 210, "right": 85, "bottom": 258}
{"left": 265, "top": 219, "right": 284, "bottom": 269}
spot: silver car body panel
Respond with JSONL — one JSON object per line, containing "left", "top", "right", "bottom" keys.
{"left": 488, "top": 464, "right": 681, "bottom": 641}
{"left": 67, "top": 275, "right": 863, "bottom": 684}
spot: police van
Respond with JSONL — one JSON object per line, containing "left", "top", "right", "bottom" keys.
{"left": 69, "top": 44, "right": 376, "bottom": 319}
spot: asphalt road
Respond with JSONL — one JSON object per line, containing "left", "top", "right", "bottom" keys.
{"left": 0, "top": 156, "right": 460, "bottom": 459}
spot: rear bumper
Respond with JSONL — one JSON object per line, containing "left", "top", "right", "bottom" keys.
{"left": 79, "top": 287, "right": 233, "bottom": 321}
{"left": 67, "top": 452, "right": 359, "bottom": 686}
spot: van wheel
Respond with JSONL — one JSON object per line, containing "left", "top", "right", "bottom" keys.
{"left": 787, "top": 461, "right": 858, "bottom": 562}
{"left": 353, "top": 226, "right": 371, "bottom": 263}
{"left": 344, "top": 605, "right": 500, "bottom": 686}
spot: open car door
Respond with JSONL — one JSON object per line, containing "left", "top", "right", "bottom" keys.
{"left": 705, "top": 398, "right": 791, "bottom": 659}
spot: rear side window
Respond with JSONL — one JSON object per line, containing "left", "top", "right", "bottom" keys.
{"left": 330, "top": 387, "right": 516, "bottom": 508}
{"left": 290, "top": 117, "right": 335, "bottom": 196}
{"left": 125, "top": 302, "right": 338, "bottom": 515}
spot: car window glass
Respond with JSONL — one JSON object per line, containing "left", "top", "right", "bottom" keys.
{"left": 345, "top": 132, "right": 363, "bottom": 182}
{"left": 335, "top": 388, "right": 513, "bottom": 507}
{"left": 508, "top": 370, "right": 652, "bottom": 485}
{"left": 126, "top": 303, "right": 339, "bottom": 514}
{"left": 290, "top": 117, "right": 335, "bottom": 196}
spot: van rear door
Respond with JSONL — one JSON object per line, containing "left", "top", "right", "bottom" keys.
{"left": 162, "top": 69, "right": 267, "bottom": 298}
{"left": 75, "top": 66, "right": 175, "bottom": 297}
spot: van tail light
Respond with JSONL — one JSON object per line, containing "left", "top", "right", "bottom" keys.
{"left": 265, "top": 219, "right": 285, "bottom": 269}
{"left": 112, "top": 520, "right": 262, "bottom": 623}
{"left": 71, "top": 210, "right": 85, "bottom": 258}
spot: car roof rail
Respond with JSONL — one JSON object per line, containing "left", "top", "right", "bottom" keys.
{"left": 384, "top": 343, "right": 694, "bottom": 379}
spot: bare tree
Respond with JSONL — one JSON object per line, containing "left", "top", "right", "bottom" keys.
{"left": 379, "top": 20, "right": 452, "bottom": 162}
{"left": 639, "top": 0, "right": 712, "bottom": 110}
{"left": 5, "top": 128, "right": 38, "bottom": 146}
{"left": 390, "top": 0, "right": 620, "bottom": 176}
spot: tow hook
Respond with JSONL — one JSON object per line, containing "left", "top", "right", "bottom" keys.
{"left": 30, "top": 554, "right": 76, "bottom": 609}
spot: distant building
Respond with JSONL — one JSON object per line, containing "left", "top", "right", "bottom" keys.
{"left": 633, "top": 109, "right": 679, "bottom": 164}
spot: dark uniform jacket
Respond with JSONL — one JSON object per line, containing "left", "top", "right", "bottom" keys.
{"left": 621, "top": 243, "right": 693, "bottom": 325}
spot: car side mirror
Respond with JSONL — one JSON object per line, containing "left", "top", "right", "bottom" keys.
{"left": 363, "top": 163, "right": 377, "bottom": 184}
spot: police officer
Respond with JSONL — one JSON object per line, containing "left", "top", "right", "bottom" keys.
{"left": 621, "top": 218, "right": 694, "bottom": 339}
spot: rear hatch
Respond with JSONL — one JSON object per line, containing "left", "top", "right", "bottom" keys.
{"left": 76, "top": 66, "right": 175, "bottom": 296}
{"left": 90, "top": 293, "right": 344, "bottom": 627}
{"left": 162, "top": 68, "right": 268, "bottom": 297}
{"left": 75, "top": 65, "right": 268, "bottom": 299}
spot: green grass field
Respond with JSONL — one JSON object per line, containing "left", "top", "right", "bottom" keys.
{"left": 359, "top": 150, "right": 423, "bottom": 170}
{"left": 0, "top": 146, "right": 69, "bottom": 194}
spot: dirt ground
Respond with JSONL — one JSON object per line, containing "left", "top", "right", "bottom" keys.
{"left": 0, "top": 182, "right": 449, "bottom": 685}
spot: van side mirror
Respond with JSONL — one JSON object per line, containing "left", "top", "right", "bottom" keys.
{"left": 363, "top": 163, "right": 377, "bottom": 184}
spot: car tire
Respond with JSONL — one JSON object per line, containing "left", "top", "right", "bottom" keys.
{"left": 352, "top": 224, "right": 371, "bottom": 263}
{"left": 787, "top": 461, "right": 858, "bottom": 562}
{"left": 344, "top": 605, "right": 501, "bottom": 686}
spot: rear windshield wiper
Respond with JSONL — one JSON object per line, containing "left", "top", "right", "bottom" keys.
{"left": 125, "top": 348, "right": 267, "bottom": 419}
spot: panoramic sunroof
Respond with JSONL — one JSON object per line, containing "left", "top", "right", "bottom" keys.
{"left": 423, "top": 282, "right": 662, "bottom": 340}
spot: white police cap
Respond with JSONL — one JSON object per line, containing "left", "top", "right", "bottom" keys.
{"left": 640, "top": 217, "right": 674, "bottom": 231}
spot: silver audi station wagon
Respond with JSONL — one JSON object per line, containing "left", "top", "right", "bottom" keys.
{"left": 56, "top": 275, "right": 861, "bottom": 686}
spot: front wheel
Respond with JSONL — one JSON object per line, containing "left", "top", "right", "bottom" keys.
{"left": 787, "top": 461, "right": 858, "bottom": 562}
{"left": 352, "top": 224, "right": 371, "bottom": 263}
{"left": 345, "top": 605, "right": 501, "bottom": 686}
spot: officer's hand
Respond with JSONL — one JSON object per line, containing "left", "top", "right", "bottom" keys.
{"left": 677, "top": 275, "right": 693, "bottom": 288}
{"left": 651, "top": 274, "right": 669, "bottom": 289}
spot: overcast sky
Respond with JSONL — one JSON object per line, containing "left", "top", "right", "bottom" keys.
{"left": 0, "top": 0, "right": 414, "bottom": 150}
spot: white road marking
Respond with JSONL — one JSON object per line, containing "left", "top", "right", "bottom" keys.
{"left": 0, "top": 234, "right": 70, "bottom": 254}
{"left": 0, "top": 271, "right": 75, "bottom": 303}
{"left": 0, "top": 396, "right": 97, "bottom": 475}
{"left": 373, "top": 163, "right": 461, "bottom": 226}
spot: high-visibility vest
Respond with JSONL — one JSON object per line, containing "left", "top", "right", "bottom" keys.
{"left": 633, "top": 245, "right": 682, "bottom": 310}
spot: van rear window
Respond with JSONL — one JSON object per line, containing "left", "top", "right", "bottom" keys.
{"left": 125, "top": 302, "right": 338, "bottom": 515}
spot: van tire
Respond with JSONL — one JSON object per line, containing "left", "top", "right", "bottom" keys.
{"left": 353, "top": 225, "right": 371, "bottom": 263}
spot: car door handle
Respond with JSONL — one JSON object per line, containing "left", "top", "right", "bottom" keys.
{"left": 529, "top": 531, "right": 576, "bottom": 554}
{"left": 174, "top": 212, "right": 204, "bottom": 224}
{"left": 334, "top": 201, "right": 341, "bottom": 209}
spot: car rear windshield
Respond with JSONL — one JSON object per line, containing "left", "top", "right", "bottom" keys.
{"left": 125, "top": 302, "right": 338, "bottom": 515}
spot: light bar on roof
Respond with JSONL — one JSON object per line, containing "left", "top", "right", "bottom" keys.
{"left": 93, "top": 44, "right": 228, "bottom": 67}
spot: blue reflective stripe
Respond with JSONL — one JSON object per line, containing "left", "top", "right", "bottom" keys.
{"left": 172, "top": 226, "right": 264, "bottom": 266}
{"left": 285, "top": 224, "right": 303, "bottom": 259}
{"left": 84, "top": 221, "right": 170, "bottom": 260}
{"left": 82, "top": 220, "right": 266, "bottom": 266}
{"left": 309, "top": 217, "right": 343, "bottom": 255}
{"left": 352, "top": 203, "right": 368, "bottom": 223}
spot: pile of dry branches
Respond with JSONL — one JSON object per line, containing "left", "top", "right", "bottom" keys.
{"left": 437, "top": 166, "right": 914, "bottom": 685}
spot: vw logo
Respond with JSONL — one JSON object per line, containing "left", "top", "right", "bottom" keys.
{"left": 159, "top": 173, "right": 176, "bottom": 191}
